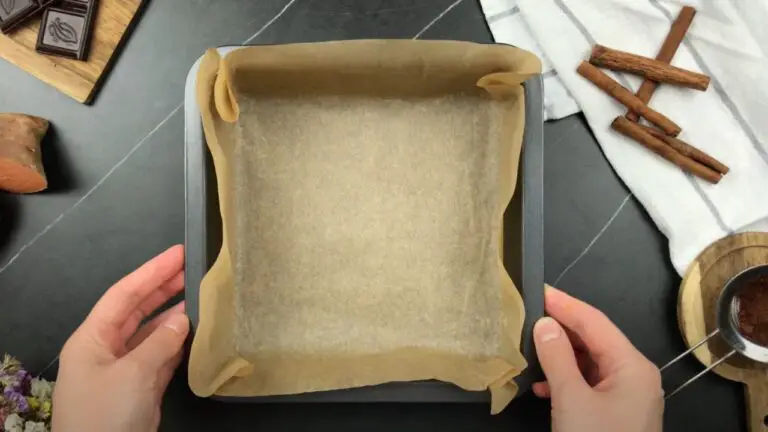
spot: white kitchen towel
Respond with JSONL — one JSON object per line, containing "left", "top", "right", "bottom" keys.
{"left": 479, "top": 0, "right": 580, "bottom": 119}
{"left": 514, "top": 0, "right": 768, "bottom": 275}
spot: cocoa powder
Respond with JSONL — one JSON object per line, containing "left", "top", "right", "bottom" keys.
{"left": 737, "top": 275, "right": 768, "bottom": 347}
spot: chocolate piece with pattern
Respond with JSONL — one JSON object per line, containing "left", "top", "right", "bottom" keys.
{"left": 0, "top": 0, "right": 56, "bottom": 34}
{"left": 35, "top": 1, "right": 97, "bottom": 61}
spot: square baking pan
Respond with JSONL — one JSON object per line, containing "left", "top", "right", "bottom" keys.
{"left": 184, "top": 45, "right": 544, "bottom": 403}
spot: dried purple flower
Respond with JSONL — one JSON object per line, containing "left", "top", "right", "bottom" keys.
{"left": 3, "top": 387, "right": 29, "bottom": 413}
{"left": 0, "top": 355, "right": 53, "bottom": 431}
{"left": 12, "top": 370, "right": 31, "bottom": 393}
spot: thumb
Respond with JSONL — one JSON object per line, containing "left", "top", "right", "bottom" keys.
{"left": 534, "top": 317, "right": 588, "bottom": 396}
{"left": 126, "top": 313, "right": 189, "bottom": 371}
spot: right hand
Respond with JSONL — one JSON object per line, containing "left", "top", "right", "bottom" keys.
{"left": 532, "top": 286, "right": 664, "bottom": 432}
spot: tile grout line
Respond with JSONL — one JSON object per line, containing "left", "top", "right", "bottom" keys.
{"left": 487, "top": 5, "right": 519, "bottom": 24}
{"left": 16, "top": 0, "right": 300, "bottom": 375}
{"left": 0, "top": 0, "right": 299, "bottom": 276}
{"left": 412, "top": 0, "right": 465, "bottom": 39}
{"left": 547, "top": 121, "right": 581, "bottom": 148}
{"left": 243, "top": 0, "right": 299, "bottom": 45}
{"left": 553, "top": 192, "right": 633, "bottom": 287}
{"left": 0, "top": 104, "right": 182, "bottom": 276}
{"left": 36, "top": 354, "right": 59, "bottom": 378}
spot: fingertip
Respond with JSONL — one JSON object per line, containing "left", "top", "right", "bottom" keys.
{"left": 544, "top": 285, "right": 569, "bottom": 308}
{"left": 125, "top": 311, "right": 189, "bottom": 371}
{"left": 156, "top": 245, "right": 185, "bottom": 267}
{"left": 163, "top": 313, "right": 190, "bottom": 336}
{"left": 533, "top": 316, "right": 587, "bottom": 394}
{"left": 164, "top": 244, "right": 185, "bottom": 264}
{"left": 168, "top": 244, "right": 185, "bottom": 255}
{"left": 542, "top": 287, "right": 639, "bottom": 372}
{"left": 167, "top": 301, "right": 187, "bottom": 319}
{"left": 534, "top": 317, "right": 563, "bottom": 344}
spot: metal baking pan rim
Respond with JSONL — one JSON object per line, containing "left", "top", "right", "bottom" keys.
{"left": 183, "top": 43, "right": 544, "bottom": 403}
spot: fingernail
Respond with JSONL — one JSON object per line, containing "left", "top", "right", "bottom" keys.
{"left": 163, "top": 313, "right": 189, "bottom": 334}
{"left": 534, "top": 317, "right": 562, "bottom": 343}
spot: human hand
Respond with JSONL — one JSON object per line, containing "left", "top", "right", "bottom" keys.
{"left": 52, "top": 245, "right": 190, "bottom": 432}
{"left": 532, "top": 286, "right": 663, "bottom": 432}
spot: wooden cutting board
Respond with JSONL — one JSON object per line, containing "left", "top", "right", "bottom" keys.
{"left": 0, "top": 0, "right": 145, "bottom": 104}
{"left": 679, "top": 232, "right": 768, "bottom": 432}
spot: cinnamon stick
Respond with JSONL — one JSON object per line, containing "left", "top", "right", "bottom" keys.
{"left": 611, "top": 116, "right": 721, "bottom": 184}
{"left": 591, "top": 44, "right": 710, "bottom": 91}
{"left": 627, "top": 6, "right": 696, "bottom": 121}
{"left": 577, "top": 62, "right": 682, "bottom": 136}
{"left": 638, "top": 124, "right": 729, "bottom": 175}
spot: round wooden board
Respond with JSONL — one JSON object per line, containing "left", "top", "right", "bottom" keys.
{"left": 679, "top": 232, "right": 768, "bottom": 432}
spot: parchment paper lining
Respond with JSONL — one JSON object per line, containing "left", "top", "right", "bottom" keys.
{"left": 188, "top": 40, "right": 541, "bottom": 413}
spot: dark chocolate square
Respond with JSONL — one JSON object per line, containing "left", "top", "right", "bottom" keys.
{"left": 0, "top": 0, "right": 39, "bottom": 32}
{"left": 0, "top": 0, "right": 36, "bottom": 21}
{"left": 43, "top": 9, "right": 84, "bottom": 48}
{"left": 36, "top": 6, "right": 94, "bottom": 60}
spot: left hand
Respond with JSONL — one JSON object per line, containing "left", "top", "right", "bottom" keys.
{"left": 52, "top": 245, "right": 190, "bottom": 432}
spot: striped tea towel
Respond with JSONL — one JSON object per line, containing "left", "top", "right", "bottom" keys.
{"left": 479, "top": 0, "right": 580, "bottom": 119}
{"left": 513, "top": 0, "right": 768, "bottom": 274}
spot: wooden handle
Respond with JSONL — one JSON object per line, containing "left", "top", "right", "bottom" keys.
{"left": 746, "top": 379, "right": 768, "bottom": 432}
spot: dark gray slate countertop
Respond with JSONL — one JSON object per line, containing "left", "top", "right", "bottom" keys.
{"left": 0, "top": 0, "right": 745, "bottom": 430}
